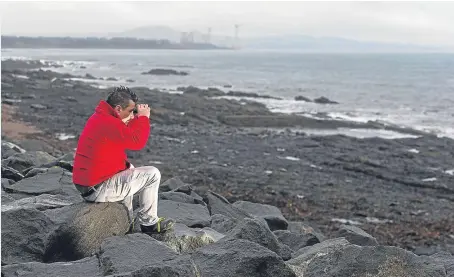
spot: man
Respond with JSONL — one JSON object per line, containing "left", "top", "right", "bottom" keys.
{"left": 72, "top": 86, "right": 174, "bottom": 233}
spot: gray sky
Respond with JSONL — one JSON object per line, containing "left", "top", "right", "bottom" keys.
{"left": 1, "top": 1, "right": 454, "bottom": 46}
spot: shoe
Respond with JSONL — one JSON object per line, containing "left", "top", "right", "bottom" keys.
{"left": 140, "top": 217, "right": 175, "bottom": 233}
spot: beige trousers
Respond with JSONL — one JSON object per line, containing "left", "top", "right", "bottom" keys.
{"left": 84, "top": 164, "right": 161, "bottom": 226}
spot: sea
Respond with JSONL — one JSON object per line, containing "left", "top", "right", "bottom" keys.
{"left": 2, "top": 48, "right": 454, "bottom": 139}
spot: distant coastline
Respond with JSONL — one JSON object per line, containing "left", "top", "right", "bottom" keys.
{"left": 1, "top": 36, "right": 227, "bottom": 50}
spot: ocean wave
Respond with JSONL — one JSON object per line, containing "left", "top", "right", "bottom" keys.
{"left": 213, "top": 95, "right": 453, "bottom": 139}
{"left": 1, "top": 56, "right": 35, "bottom": 61}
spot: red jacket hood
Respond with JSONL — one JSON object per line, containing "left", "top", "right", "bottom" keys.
{"left": 95, "top": 100, "right": 120, "bottom": 119}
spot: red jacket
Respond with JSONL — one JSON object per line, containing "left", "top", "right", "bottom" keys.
{"left": 73, "top": 100, "right": 151, "bottom": 186}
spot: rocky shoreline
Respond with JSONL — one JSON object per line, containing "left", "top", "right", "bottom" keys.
{"left": 1, "top": 59, "right": 454, "bottom": 260}
{"left": 1, "top": 144, "right": 453, "bottom": 276}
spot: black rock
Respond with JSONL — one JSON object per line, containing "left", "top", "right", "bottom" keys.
{"left": 1, "top": 141, "right": 25, "bottom": 159}
{"left": 220, "top": 217, "right": 293, "bottom": 261}
{"left": 43, "top": 204, "right": 79, "bottom": 225}
{"left": 141, "top": 69, "right": 189, "bottom": 76}
{"left": 336, "top": 224, "right": 379, "bottom": 246}
{"left": 288, "top": 239, "right": 447, "bottom": 277}
{"left": 2, "top": 208, "right": 54, "bottom": 264}
{"left": 226, "top": 90, "right": 282, "bottom": 100}
{"left": 98, "top": 233, "right": 179, "bottom": 275}
{"left": 107, "top": 255, "right": 197, "bottom": 277}
{"left": 291, "top": 237, "right": 349, "bottom": 259}
{"left": 2, "top": 151, "right": 56, "bottom": 172}
{"left": 182, "top": 86, "right": 224, "bottom": 97}
{"left": 430, "top": 252, "right": 454, "bottom": 277}
{"left": 2, "top": 167, "right": 80, "bottom": 199}
{"left": 21, "top": 152, "right": 75, "bottom": 175}
{"left": 159, "top": 191, "right": 206, "bottom": 206}
{"left": 313, "top": 96, "right": 339, "bottom": 104}
{"left": 1, "top": 256, "right": 102, "bottom": 277}
{"left": 1, "top": 165, "right": 25, "bottom": 181}
{"left": 24, "top": 167, "right": 49, "bottom": 178}
{"left": 1, "top": 193, "right": 79, "bottom": 212}
{"left": 84, "top": 73, "right": 96, "bottom": 80}
{"left": 294, "top": 95, "right": 312, "bottom": 102}
{"left": 21, "top": 94, "right": 37, "bottom": 99}
{"left": 44, "top": 202, "right": 130, "bottom": 262}
{"left": 232, "top": 200, "right": 288, "bottom": 231}
{"left": 287, "top": 221, "right": 325, "bottom": 242}
{"left": 205, "top": 191, "right": 252, "bottom": 221}
{"left": 274, "top": 230, "right": 321, "bottom": 252}
{"left": 145, "top": 223, "right": 225, "bottom": 254}
{"left": 158, "top": 200, "right": 211, "bottom": 228}
{"left": 210, "top": 214, "right": 237, "bottom": 234}
{"left": 191, "top": 239, "right": 297, "bottom": 277}
{"left": 160, "top": 177, "right": 188, "bottom": 192}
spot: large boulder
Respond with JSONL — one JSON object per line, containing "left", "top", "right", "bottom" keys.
{"left": 220, "top": 217, "right": 292, "bottom": 261}
{"left": 1, "top": 165, "right": 25, "bottom": 181}
{"left": 274, "top": 230, "right": 321, "bottom": 252}
{"left": 205, "top": 191, "right": 252, "bottom": 221}
{"left": 335, "top": 224, "right": 379, "bottom": 246}
{"left": 287, "top": 238, "right": 447, "bottom": 277}
{"left": 430, "top": 252, "right": 454, "bottom": 277}
{"left": 1, "top": 193, "right": 79, "bottom": 212}
{"left": 291, "top": 237, "right": 349, "bottom": 259}
{"left": 287, "top": 221, "right": 325, "bottom": 242}
{"left": 105, "top": 255, "right": 198, "bottom": 277}
{"left": 43, "top": 202, "right": 130, "bottom": 262}
{"left": 146, "top": 223, "right": 224, "bottom": 254}
{"left": 1, "top": 256, "right": 102, "bottom": 277}
{"left": 2, "top": 167, "right": 80, "bottom": 199}
{"left": 2, "top": 151, "right": 56, "bottom": 172}
{"left": 191, "top": 239, "right": 297, "bottom": 277}
{"left": 158, "top": 200, "right": 211, "bottom": 228}
{"left": 22, "top": 152, "right": 75, "bottom": 175}
{"left": 159, "top": 191, "right": 206, "bottom": 206}
{"left": 98, "top": 233, "right": 179, "bottom": 275}
{"left": 210, "top": 214, "right": 237, "bottom": 234}
{"left": 43, "top": 204, "right": 80, "bottom": 225}
{"left": 24, "top": 167, "right": 50, "bottom": 178}
{"left": 1, "top": 141, "right": 26, "bottom": 159}
{"left": 160, "top": 177, "right": 187, "bottom": 192}
{"left": 232, "top": 200, "right": 288, "bottom": 231}
{"left": 2, "top": 208, "right": 54, "bottom": 264}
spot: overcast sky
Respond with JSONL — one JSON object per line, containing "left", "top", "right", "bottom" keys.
{"left": 1, "top": 1, "right": 454, "bottom": 47}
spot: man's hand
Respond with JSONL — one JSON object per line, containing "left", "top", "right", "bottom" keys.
{"left": 136, "top": 104, "right": 150, "bottom": 118}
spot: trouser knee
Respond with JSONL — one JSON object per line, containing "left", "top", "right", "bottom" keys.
{"left": 143, "top": 166, "right": 161, "bottom": 183}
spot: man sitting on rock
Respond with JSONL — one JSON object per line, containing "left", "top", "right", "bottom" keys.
{"left": 72, "top": 86, "right": 174, "bottom": 233}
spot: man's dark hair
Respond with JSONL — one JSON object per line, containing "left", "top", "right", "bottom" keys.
{"left": 106, "top": 86, "right": 139, "bottom": 109}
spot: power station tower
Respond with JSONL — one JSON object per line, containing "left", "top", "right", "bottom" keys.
{"left": 234, "top": 24, "right": 241, "bottom": 49}
{"left": 206, "top": 27, "right": 212, "bottom": 44}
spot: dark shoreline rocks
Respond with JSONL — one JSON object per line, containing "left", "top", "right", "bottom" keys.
{"left": 1, "top": 145, "right": 452, "bottom": 276}
{"left": 2, "top": 58, "right": 454, "bottom": 261}
{"left": 314, "top": 96, "right": 339, "bottom": 104}
{"left": 141, "top": 68, "right": 189, "bottom": 76}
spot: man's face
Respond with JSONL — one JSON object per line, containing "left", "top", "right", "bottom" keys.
{"left": 115, "top": 100, "right": 136, "bottom": 124}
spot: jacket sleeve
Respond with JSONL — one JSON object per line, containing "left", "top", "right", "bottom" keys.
{"left": 117, "top": 116, "right": 151, "bottom": 150}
